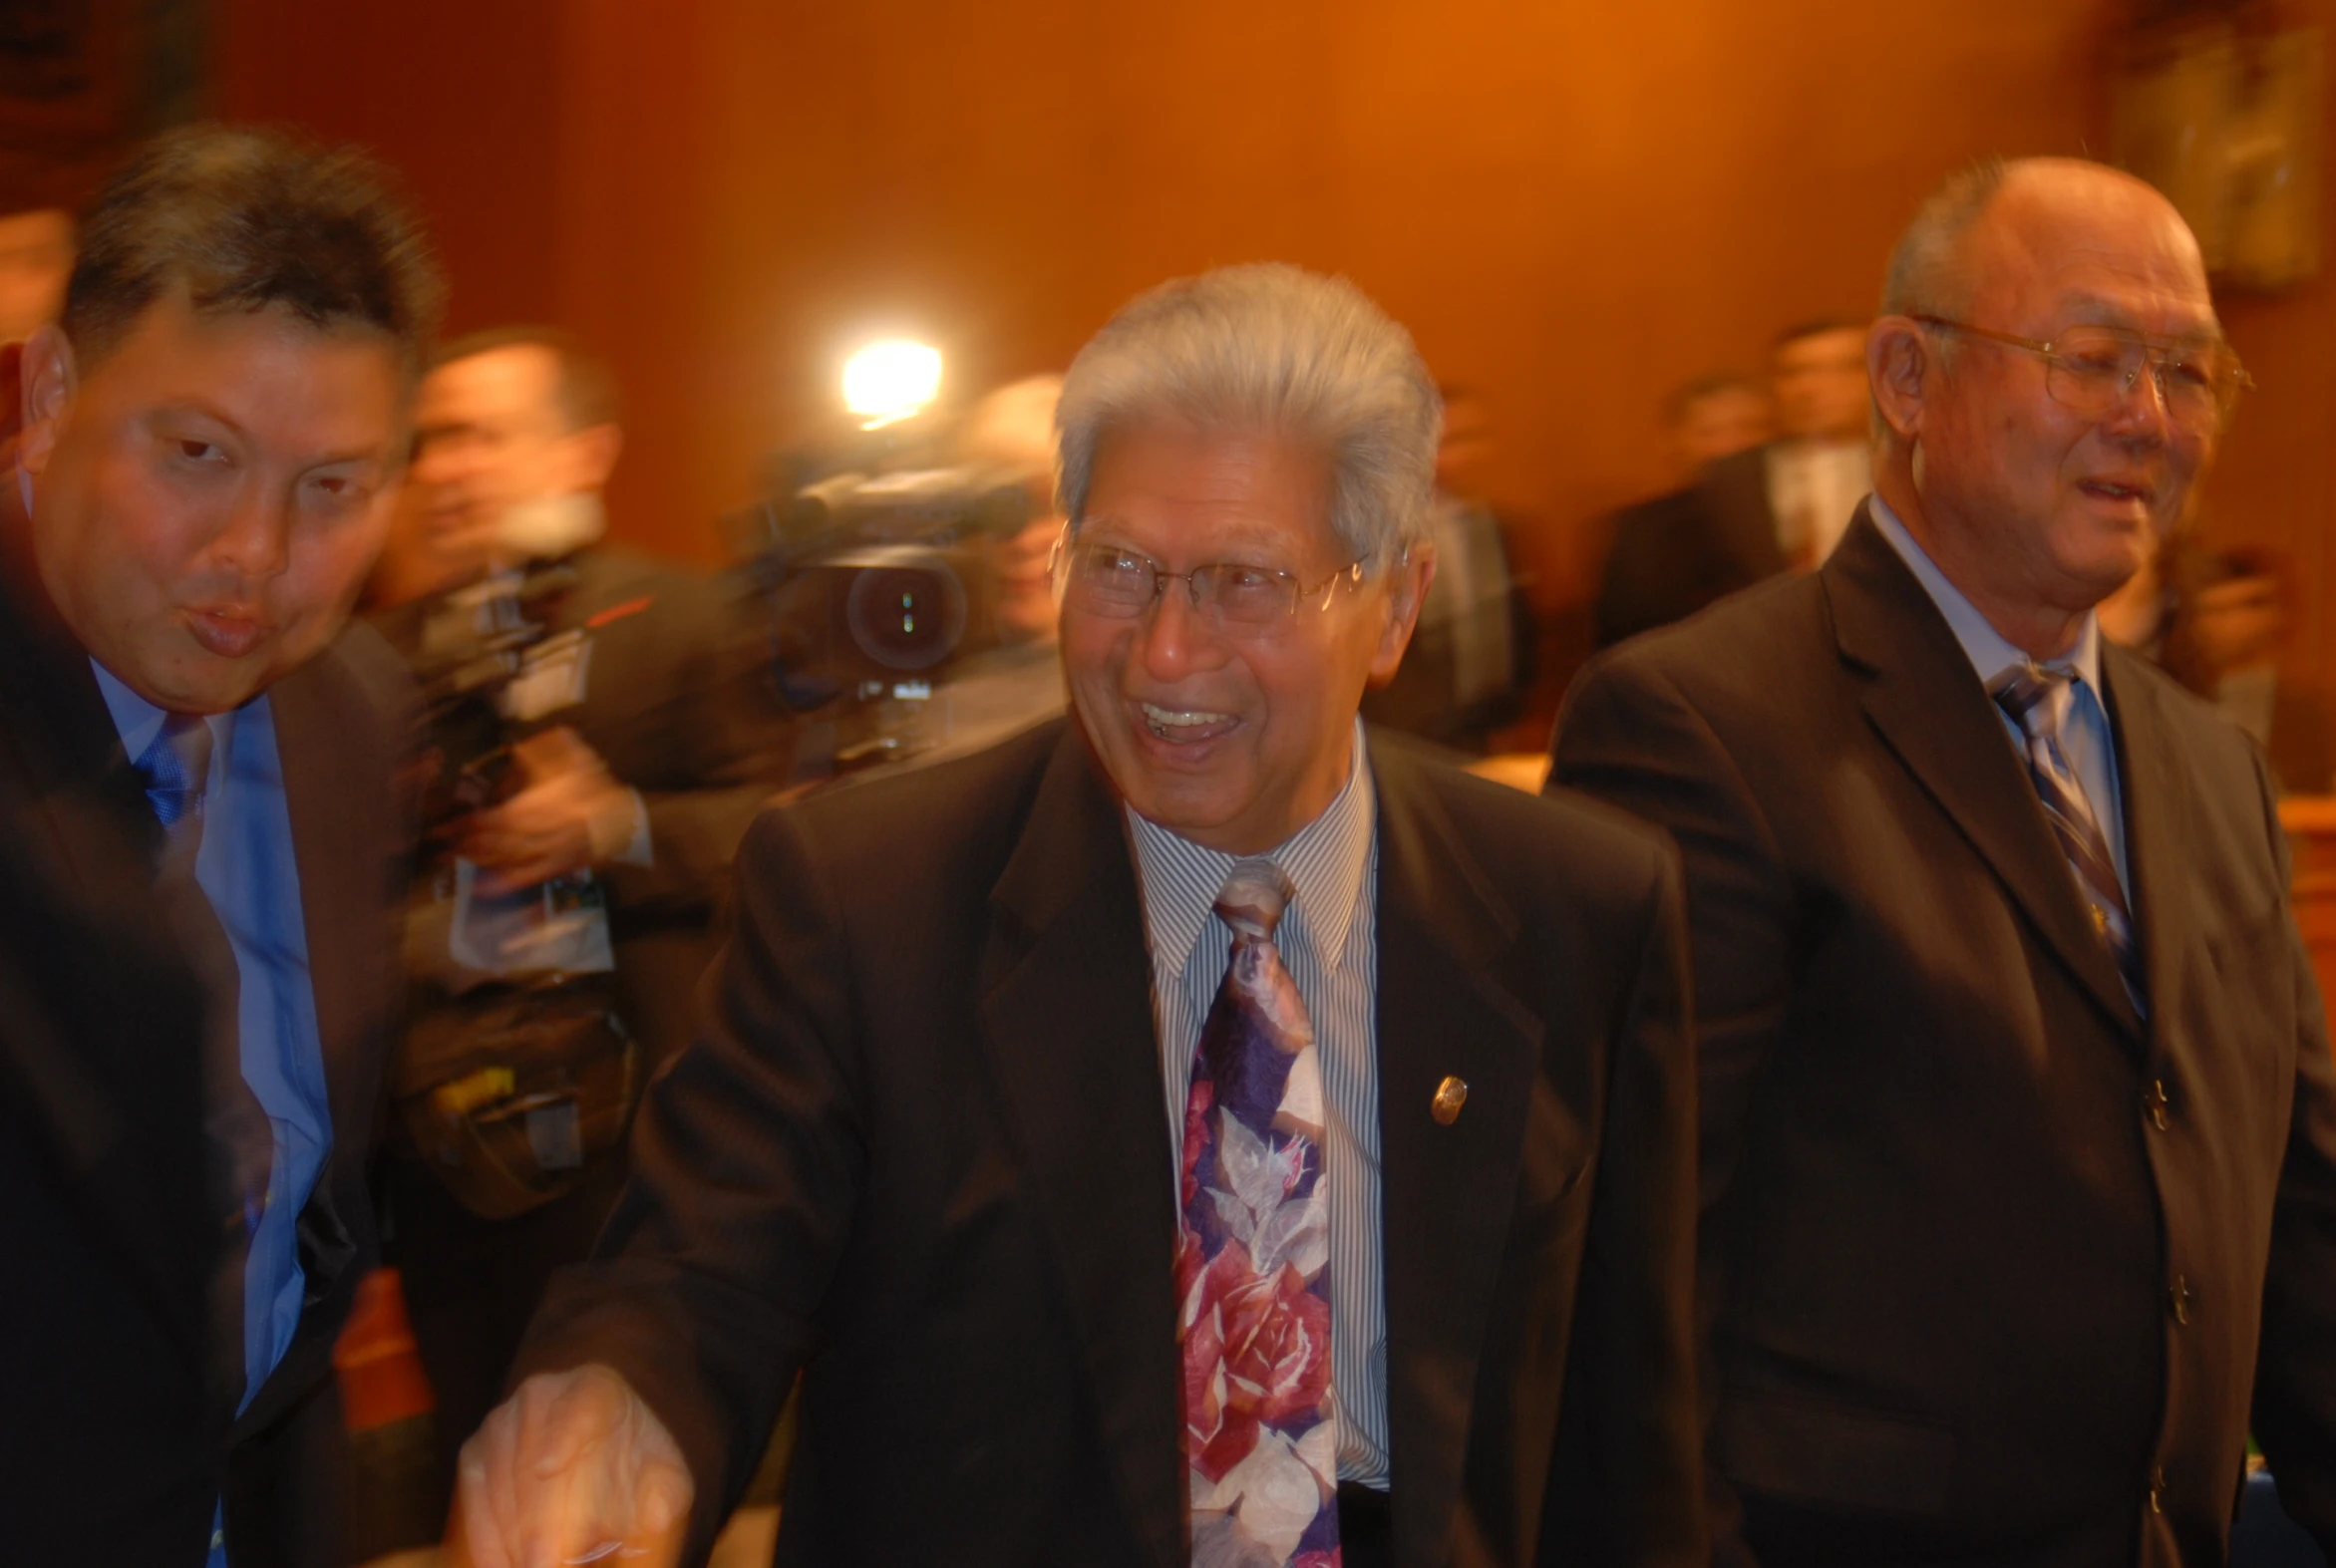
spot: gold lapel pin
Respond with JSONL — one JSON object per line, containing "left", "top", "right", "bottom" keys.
{"left": 1432, "top": 1076, "right": 1469, "bottom": 1125}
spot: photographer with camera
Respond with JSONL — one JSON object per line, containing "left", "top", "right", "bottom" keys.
{"left": 368, "top": 326, "right": 789, "bottom": 1542}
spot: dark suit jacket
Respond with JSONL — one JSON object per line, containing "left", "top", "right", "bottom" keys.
{"left": 514, "top": 720, "right": 1704, "bottom": 1567}
{"left": 1593, "top": 448, "right": 1786, "bottom": 651}
{"left": 0, "top": 528, "right": 416, "bottom": 1565}
{"left": 1552, "top": 510, "right": 2336, "bottom": 1567}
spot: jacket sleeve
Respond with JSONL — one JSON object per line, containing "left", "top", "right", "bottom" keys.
{"left": 511, "top": 801, "right": 865, "bottom": 1561}
{"left": 1548, "top": 652, "right": 1795, "bottom": 1568}
{"left": 1538, "top": 830, "right": 1706, "bottom": 1566}
{"left": 2245, "top": 749, "right": 2336, "bottom": 1556}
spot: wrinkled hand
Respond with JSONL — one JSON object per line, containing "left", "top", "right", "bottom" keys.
{"left": 452, "top": 1365, "right": 693, "bottom": 1568}
{"left": 463, "top": 727, "right": 641, "bottom": 890}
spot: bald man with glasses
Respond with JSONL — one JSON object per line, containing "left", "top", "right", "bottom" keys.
{"left": 1555, "top": 157, "right": 2336, "bottom": 1566}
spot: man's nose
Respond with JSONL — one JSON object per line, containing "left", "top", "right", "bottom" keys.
{"left": 1137, "top": 577, "right": 1225, "bottom": 681}
{"left": 2100, "top": 360, "right": 2174, "bottom": 444}
{"left": 207, "top": 486, "right": 293, "bottom": 580}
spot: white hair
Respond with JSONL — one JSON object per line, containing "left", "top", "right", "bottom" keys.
{"left": 1054, "top": 262, "right": 1441, "bottom": 570}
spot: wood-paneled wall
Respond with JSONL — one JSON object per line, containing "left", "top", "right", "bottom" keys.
{"left": 224, "top": 1, "right": 2336, "bottom": 702}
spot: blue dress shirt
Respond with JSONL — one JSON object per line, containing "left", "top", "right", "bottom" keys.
{"left": 1867, "top": 496, "right": 2129, "bottom": 894}
{"left": 94, "top": 661, "right": 333, "bottom": 1565}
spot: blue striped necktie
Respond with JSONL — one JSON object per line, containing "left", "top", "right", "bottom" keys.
{"left": 135, "top": 712, "right": 213, "bottom": 839}
{"left": 1991, "top": 664, "right": 2144, "bottom": 1009}
{"left": 1175, "top": 858, "right": 1340, "bottom": 1566}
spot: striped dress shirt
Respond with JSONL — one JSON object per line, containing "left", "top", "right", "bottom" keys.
{"left": 1126, "top": 721, "right": 1390, "bottom": 1487}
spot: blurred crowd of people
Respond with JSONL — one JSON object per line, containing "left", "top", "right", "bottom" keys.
{"left": 5, "top": 117, "right": 2336, "bottom": 1568}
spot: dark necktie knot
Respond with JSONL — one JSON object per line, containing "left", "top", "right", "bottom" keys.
{"left": 136, "top": 712, "right": 213, "bottom": 832}
{"left": 1213, "top": 858, "right": 1293, "bottom": 945}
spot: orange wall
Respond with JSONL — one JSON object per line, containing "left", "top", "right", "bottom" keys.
{"left": 219, "top": 2, "right": 2137, "bottom": 636}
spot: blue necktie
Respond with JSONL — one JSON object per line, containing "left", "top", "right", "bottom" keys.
{"left": 136, "top": 712, "right": 213, "bottom": 840}
{"left": 1992, "top": 664, "right": 2144, "bottom": 1011}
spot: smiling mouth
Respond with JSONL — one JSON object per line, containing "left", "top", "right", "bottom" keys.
{"left": 1141, "top": 702, "right": 1237, "bottom": 741}
{"left": 2078, "top": 478, "right": 2153, "bottom": 504}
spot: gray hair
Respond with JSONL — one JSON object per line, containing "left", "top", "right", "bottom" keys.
{"left": 1055, "top": 262, "right": 1440, "bottom": 570}
{"left": 1880, "top": 158, "right": 2011, "bottom": 326}
{"left": 1872, "top": 158, "right": 2012, "bottom": 441}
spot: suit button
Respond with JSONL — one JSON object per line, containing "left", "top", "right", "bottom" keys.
{"left": 2145, "top": 1079, "right": 2170, "bottom": 1130}
{"left": 2169, "top": 1276, "right": 2193, "bottom": 1326}
{"left": 1431, "top": 1076, "right": 1469, "bottom": 1124}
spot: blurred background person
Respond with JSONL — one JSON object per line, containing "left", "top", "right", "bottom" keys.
{"left": 0, "top": 125, "right": 440, "bottom": 1568}
{"left": 0, "top": 204, "right": 72, "bottom": 343}
{"left": 893, "top": 372, "right": 1070, "bottom": 768}
{"left": 2165, "top": 545, "right": 2336, "bottom": 795}
{"left": 1664, "top": 370, "right": 1775, "bottom": 478}
{"left": 366, "top": 325, "right": 792, "bottom": 1549}
{"left": 1593, "top": 320, "right": 1868, "bottom": 649}
{"left": 1360, "top": 383, "right": 1534, "bottom": 752}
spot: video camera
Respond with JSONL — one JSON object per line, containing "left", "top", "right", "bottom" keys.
{"left": 727, "top": 451, "right": 1038, "bottom": 773}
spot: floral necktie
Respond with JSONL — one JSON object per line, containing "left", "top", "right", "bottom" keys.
{"left": 1176, "top": 858, "right": 1340, "bottom": 1567}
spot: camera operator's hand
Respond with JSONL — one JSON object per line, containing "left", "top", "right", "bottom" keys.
{"left": 464, "top": 726, "right": 646, "bottom": 890}
{"left": 452, "top": 1364, "right": 693, "bottom": 1568}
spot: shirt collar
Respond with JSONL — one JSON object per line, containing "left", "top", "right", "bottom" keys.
{"left": 90, "top": 657, "right": 235, "bottom": 770}
{"left": 1126, "top": 716, "right": 1376, "bottom": 982}
{"left": 1867, "top": 493, "right": 2104, "bottom": 694}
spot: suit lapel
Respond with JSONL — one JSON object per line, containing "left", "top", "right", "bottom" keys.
{"left": 980, "top": 731, "right": 1183, "bottom": 1568}
{"left": 2100, "top": 652, "right": 2191, "bottom": 1028}
{"left": 227, "top": 647, "right": 385, "bottom": 1436}
{"left": 1827, "top": 511, "right": 2143, "bottom": 1041}
{"left": 1370, "top": 739, "right": 1544, "bottom": 1562}
{"left": 0, "top": 545, "right": 221, "bottom": 1368}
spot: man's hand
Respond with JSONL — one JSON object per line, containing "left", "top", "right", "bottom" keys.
{"left": 463, "top": 727, "right": 643, "bottom": 890}
{"left": 452, "top": 1365, "right": 693, "bottom": 1568}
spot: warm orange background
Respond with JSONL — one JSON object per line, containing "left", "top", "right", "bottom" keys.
{"left": 214, "top": 0, "right": 2336, "bottom": 698}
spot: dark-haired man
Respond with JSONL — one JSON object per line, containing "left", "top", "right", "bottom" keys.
{"left": 0, "top": 127, "right": 441, "bottom": 1566}
{"left": 1593, "top": 322, "right": 1867, "bottom": 649}
{"left": 370, "top": 328, "right": 788, "bottom": 1532}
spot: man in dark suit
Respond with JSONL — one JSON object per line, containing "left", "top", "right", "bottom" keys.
{"left": 1554, "top": 157, "right": 2336, "bottom": 1565}
{"left": 457, "top": 263, "right": 1702, "bottom": 1568}
{"left": 367, "top": 327, "right": 790, "bottom": 1518}
{"left": 0, "top": 127, "right": 440, "bottom": 1565}
{"left": 1593, "top": 324, "right": 1869, "bottom": 650}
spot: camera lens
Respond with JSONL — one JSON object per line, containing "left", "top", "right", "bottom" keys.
{"left": 844, "top": 560, "right": 968, "bottom": 671}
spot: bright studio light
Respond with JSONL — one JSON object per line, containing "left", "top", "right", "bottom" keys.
{"left": 842, "top": 338, "right": 942, "bottom": 428}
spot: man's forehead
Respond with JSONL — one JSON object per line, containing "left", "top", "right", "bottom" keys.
{"left": 1975, "top": 173, "right": 2215, "bottom": 332}
{"left": 420, "top": 343, "right": 560, "bottom": 420}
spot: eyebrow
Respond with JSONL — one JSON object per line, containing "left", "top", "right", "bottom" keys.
{"left": 2055, "top": 291, "right": 2224, "bottom": 342}
{"left": 146, "top": 401, "right": 392, "bottom": 470}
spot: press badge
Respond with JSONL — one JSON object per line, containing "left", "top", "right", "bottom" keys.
{"left": 446, "top": 857, "right": 617, "bottom": 978}
{"left": 498, "top": 630, "right": 593, "bottom": 723}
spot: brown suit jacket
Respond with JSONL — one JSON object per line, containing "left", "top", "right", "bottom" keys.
{"left": 515, "top": 720, "right": 1704, "bottom": 1567}
{"left": 0, "top": 526, "right": 416, "bottom": 1567}
{"left": 1552, "top": 509, "right": 2336, "bottom": 1567}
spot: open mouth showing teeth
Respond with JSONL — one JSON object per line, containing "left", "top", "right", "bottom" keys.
{"left": 2081, "top": 480, "right": 2149, "bottom": 501}
{"left": 1142, "top": 702, "right": 1234, "bottom": 739}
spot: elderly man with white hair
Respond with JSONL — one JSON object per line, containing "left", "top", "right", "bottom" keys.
{"left": 456, "top": 263, "right": 1703, "bottom": 1568}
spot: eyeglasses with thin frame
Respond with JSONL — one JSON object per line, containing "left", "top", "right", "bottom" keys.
{"left": 1910, "top": 313, "right": 2251, "bottom": 431}
{"left": 1054, "top": 537, "right": 1372, "bottom": 634}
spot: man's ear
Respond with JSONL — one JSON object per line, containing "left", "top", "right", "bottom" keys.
{"left": 1366, "top": 540, "right": 1437, "bottom": 686}
{"left": 17, "top": 324, "right": 77, "bottom": 477}
{"left": 1866, "top": 316, "right": 1931, "bottom": 447}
